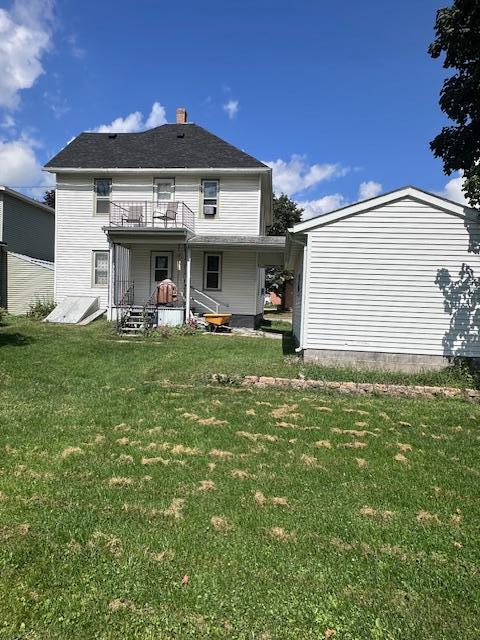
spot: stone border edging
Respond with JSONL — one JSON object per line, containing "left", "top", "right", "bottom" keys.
{"left": 213, "top": 374, "right": 480, "bottom": 401}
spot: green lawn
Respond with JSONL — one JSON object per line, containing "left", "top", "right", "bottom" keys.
{"left": 0, "top": 317, "right": 479, "bottom": 639}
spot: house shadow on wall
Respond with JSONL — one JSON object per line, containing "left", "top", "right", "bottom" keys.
{"left": 435, "top": 210, "right": 480, "bottom": 384}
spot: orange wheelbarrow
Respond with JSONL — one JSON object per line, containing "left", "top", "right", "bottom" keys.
{"left": 203, "top": 313, "right": 232, "bottom": 332}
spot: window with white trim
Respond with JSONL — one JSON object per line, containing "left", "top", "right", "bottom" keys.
{"left": 94, "top": 178, "right": 111, "bottom": 214}
{"left": 204, "top": 253, "right": 222, "bottom": 290}
{"left": 202, "top": 179, "right": 219, "bottom": 216}
{"left": 92, "top": 250, "right": 109, "bottom": 286}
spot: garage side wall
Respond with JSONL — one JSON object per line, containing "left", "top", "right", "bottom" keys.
{"left": 7, "top": 254, "right": 54, "bottom": 315}
{"left": 2, "top": 194, "right": 54, "bottom": 261}
{"left": 0, "top": 245, "right": 6, "bottom": 309}
{"left": 304, "top": 197, "right": 480, "bottom": 365}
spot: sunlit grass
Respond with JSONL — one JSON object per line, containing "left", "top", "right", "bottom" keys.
{"left": 0, "top": 317, "right": 479, "bottom": 638}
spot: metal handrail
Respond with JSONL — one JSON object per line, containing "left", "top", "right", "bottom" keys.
{"left": 190, "top": 287, "right": 228, "bottom": 314}
{"left": 191, "top": 297, "right": 217, "bottom": 314}
{"left": 117, "top": 281, "right": 134, "bottom": 307}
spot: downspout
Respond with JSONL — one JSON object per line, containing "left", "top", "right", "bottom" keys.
{"left": 185, "top": 244, "right": 192, "bottom": 322}
{"left": 107, "top": 238, "right": 115, "bottom": 321}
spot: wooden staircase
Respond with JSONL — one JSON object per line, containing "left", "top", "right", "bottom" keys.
{"left": 117, "top": 305, "right": 156, "bottom": 336}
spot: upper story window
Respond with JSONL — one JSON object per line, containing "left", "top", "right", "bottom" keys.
{"left": 94, "top": 178, "right": 111, "bottom": 214}
{"left": 202, "top": 180, "right": 219, "bottom": 216}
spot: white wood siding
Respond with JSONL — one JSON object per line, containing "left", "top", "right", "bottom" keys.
{"left": 55, "top": 172, "right": 263, "bottom": 310}
{"left": 7, "top": 253, "right": 54, "bottom": 315}
{"left": 191, "top": 249, "right": 259, "bottom": 315}
{"left": 109, "top": 174, "right": 261, "bottom": 235}
{"left": 195, "top": 175, "right": 260, "bottom": 235}
{"left": 55, "top": 174, "right": 109, "bottom": 307}
{"left": 304, "top": 197, "right": 480, "bottom": 357}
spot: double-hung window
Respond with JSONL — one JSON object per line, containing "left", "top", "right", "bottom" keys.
{"left": 202, "top": 179, "right": 219, "bottom": 216}
{"left": 204, "top": 253, "right": 222, "bottom": 290}
{"left": 92, "top": 250, "right": 109, "bottom": 286}
{"left": 94, "top": 178, "right": 111, "bottom": 214}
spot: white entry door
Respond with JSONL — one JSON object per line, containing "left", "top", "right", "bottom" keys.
{"left": 154, "top": 178, "right": 175, "bottom": 204}
{"left": 151, "top": 252, "right": 173, "bottom": 289}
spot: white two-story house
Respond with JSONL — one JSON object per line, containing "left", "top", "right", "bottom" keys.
{"left": 44, "top": 108, "right": 284, "bottom": 328}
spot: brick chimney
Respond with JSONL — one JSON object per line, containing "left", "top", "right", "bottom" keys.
{"left": 176, "top": 107, "right": 187, "bottom": 124}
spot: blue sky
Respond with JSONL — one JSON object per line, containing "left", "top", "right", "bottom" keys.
{"left": 0, "top": 0, "right": 464, "bottom": 216}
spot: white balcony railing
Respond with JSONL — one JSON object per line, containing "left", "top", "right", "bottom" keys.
{"left": 108, "top": 200, "right": 195, "bottom": 232}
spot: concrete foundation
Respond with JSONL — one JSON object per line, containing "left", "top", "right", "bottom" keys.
{"left": 229, "top": 313, "right": 263, "bottom": 330}
{"left": 303, "top": 348, "right": 459, "bottom": 373}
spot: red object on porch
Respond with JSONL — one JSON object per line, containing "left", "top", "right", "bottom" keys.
{"left": 156, "top": 279, "right": 177, "bottom": 305}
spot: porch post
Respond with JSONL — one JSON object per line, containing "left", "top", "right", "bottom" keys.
{"left": 185, "top": 244, "right": 191, "bottom": 322}
{"left": 108, "top": 240, "right": 115, "bottom": 321}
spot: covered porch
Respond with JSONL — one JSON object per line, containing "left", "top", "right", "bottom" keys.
{"left": 105, "top": 228, "right": 285, "bottom": 329}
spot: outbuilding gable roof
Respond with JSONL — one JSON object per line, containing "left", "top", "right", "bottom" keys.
{"left": 45, "top": 123, "right": 267, "bottom": 170}
{"left": 291, "top": 186, "right": 473, "bottom": 234}
{"left": 8, "top": 252, "right": 54, "bottom": 270}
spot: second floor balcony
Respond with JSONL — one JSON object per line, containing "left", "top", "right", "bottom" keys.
{"left": 108, "top": 200, "right": 195, "bottom": 233}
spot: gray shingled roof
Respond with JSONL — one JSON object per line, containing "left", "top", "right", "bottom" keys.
{"left": 45, "top": 123, "right": 267, "bottom": 170}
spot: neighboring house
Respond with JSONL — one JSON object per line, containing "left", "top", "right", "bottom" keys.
{"left": 0, "top": 187, "right": 55, "bottom": 313}
{"left": 268, "top": 281, "right": 293, "bottom": 310}
{"left": 286, "top": 186, "right": 480, "bottom": 371}
{"left": 44, "top": 108, "right": 284, "bottom": 328}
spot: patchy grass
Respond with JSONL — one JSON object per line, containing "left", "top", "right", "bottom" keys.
{"left": 0, "top": 317, "right": 479, "bottom": 638}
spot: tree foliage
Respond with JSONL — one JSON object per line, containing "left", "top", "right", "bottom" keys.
{"left": 268, "top": 193, "right": 303, "bottom": 236}
{"left": 265, "top": 194, "right": 303, "bottom": 301}
{"left": 43, "top": 189, "right": 55, "bottom": 209}
{"left": 429, "top": 1, "right": 480, "bottom": 207}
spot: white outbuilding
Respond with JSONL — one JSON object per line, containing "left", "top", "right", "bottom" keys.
{"left": 286, "top": 186, "right": 480, "bottom": 371}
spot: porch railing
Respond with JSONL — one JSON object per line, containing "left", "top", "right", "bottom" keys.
{"left": 115, "top": 280, "right": 135, "bottom": 307}
{"left": 108, "top": 200, "right": 195, "bottom": 232}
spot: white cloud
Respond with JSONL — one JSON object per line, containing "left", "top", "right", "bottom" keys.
{"left": 43, "top": 89, "right": 70, "bottom": 118}
{"left": 145, "top": 102, "right": 167, "bottom": 128}
{"left": 440, "top": 173, "right": 468, "bottom": 205}
{"left": 264, "top": 154, "right": 349, "bottom": 196}
{"left": 358, "top": 180, "right": 382, "bottom": 200}
{"left": 1, "top": 114, "right": 16, "bottom": 129}
{"left": 0, "top": 135, "right": 53, "bottom": 191}
{"left": 94, "top": 111, "right": 143, "bottom": 134}
{"left": 0, "top": 0, "right": 54, "bottom": 109}
{"left": 223, "top": 99, "right": 239, "bottom": 119}
{"left": 92, "top": 102, "right": 168, "bottom": 133}
{"left": 297, "top": 194, "right": 347, "bottom": 220}
{"left": 66, "top": 33, "right": 86, "bottom": 60}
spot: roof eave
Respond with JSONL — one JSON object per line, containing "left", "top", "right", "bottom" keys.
{"left": 43, "top": 166, "right": 270, "bottom": 174}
